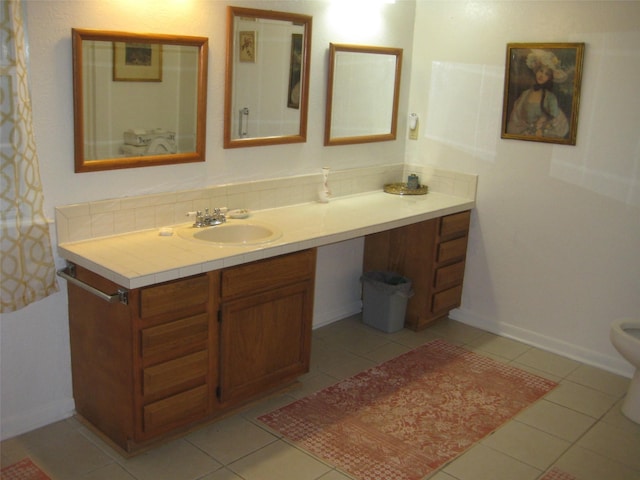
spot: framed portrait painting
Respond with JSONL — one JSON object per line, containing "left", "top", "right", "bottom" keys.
{"left": 501, "top": 42, "right": 584, "bottom": 145}
{"left": 113, "top": 42, "right": 162, "bottom": 82}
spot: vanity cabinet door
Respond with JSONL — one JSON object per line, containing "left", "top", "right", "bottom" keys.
{"left": 219, "top": 282, "right": 313, "bottom": 404}
{"left": 218, "top": 249, "right": 316, "bottom": 406}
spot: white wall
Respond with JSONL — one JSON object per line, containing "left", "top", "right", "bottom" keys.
{"left": 0, "top": 0, "right": 416, "bottom": 440}
{"left": 408, "top": 1, "right": 640, "bottom": 376}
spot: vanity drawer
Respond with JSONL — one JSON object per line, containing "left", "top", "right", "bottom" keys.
{"left": 437, "top": 237, "right": 468, "bottom": 263}
{"left": 143, "top": 351, "right": 208, "bottom": 398}
{"left": 140, "top": 274, "right": 209, "bottom": 319}
{"left": 222, "top": 249, "right": 316, "bottom": 299}
{"left": 439, "top": 211, "right": 470, "bottom": 238}
{"left": 141, "top": 314, "right": 209, "bottom": 360}
{"left": 434, "top": 261, "right": 466, "bottom": 290}
{"left": 432, "top": 285, "right": 463, "bottom": 314}
{"left": 143, "top": 384, "right": 208, "bottom": 434}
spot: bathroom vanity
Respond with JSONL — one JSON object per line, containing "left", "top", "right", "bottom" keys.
{"left": 57, "top": 187, "right": 475, "bottom": 453}
{"left": 66, "top": 249, "right": 315, "bottom": 453}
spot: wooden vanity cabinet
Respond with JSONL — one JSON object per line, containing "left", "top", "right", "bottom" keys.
{"left": 363, "top": 210, "right": 471, "bottom": 330}
{"left": 66, "top": 249, "right": 316, "bottom": 454}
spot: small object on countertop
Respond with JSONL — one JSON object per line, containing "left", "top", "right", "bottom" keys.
{"left": 407, "top": 174, "right": 420, "bottom": 190}
{"left": 158, "top": 227, "right": 174, "bottom": 236}
{"left": 318, "top": 166, "right": 331, "bottom": 203}
{"left": 383, "top": 183, "right": 428, "bottom": 195}
{"left": 228, "top": 209, "right": 250, "bottom": 219}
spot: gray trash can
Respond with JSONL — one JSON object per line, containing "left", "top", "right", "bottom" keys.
{"left": 361, "top": 271, "right": 413, "bottom": 333}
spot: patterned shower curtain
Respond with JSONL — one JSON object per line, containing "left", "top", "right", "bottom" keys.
{"left": 1, "top": 0, "right": 58, "bottom": 312}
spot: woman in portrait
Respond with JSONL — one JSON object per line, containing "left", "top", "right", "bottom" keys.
{"left": 507, "top": 49, "right": 570, "bottom": 138}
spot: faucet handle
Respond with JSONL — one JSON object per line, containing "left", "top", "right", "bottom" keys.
{"left": 186, "top": 210, "right": 205, "bottom": 227}
{"left": 212, "top": 207, "right": 226, "bottom": 223}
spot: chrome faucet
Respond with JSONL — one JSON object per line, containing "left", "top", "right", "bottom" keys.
{"left": 188, "top": 208, "right": 226, "bottom": 228}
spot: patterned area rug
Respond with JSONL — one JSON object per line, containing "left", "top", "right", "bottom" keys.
{"left": 259, "top": 339, "right": 557, "bottom": 480}
{"left": 1, "top": 458, "right": 51, "bottom": 480}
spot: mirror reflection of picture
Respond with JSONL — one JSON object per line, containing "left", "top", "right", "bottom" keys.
{"left": 288, "top": 33, "right": 303, "bottom": 109}
{"left": 74, "top": 29, "right": 208, "bottom": 172}
{"left": 113, "top": 42, "right": 162, "bottom": 82}
{"left": 239, "top": 31, "right": 256, "bottom": 63}
{"left": 224, "top": 6, "right": 312, "bottom": 148}
{"left": 125, "top": 43, "right": 152, "bottom": 66}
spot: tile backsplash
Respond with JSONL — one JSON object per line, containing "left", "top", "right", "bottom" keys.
{"left": 55, "top": 164, "right": 477, "bottom": 244}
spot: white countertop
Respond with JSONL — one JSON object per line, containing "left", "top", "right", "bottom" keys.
{"left": 58, "top": 190, "right": 474, "bottom": 289}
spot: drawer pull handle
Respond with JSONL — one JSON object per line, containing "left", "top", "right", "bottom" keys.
{"left": 57, "top": 264, "right": 129, "bottom": 305}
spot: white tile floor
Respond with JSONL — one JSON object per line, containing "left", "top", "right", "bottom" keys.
{"left": 2, "top": 316, "right": 639, "bottom": 480}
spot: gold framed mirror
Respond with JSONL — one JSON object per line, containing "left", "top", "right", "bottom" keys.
{"left": 324, "top": 44, "right": 403, "bottom": 146}
{"left": 224, "top": 7, "right": 312, "bottom": 148}
{"left": 72, "top": 29, "right": 208, "bottom": 173}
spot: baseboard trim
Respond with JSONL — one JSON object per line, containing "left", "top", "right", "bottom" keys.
{"left": 313, "top": 301, "right": 362, "bottom": 329}
{"left": 1, "top": 397, "right": 75, "bottom": 441}
{"left": 450, "top": 308, "right": 633, "bottom": 378}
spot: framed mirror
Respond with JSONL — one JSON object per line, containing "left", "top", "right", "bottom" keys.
{"left": 324, "top": 44, "right": 403, "bottom": 146}
{"left": 224, "top": 7, "right": 312, "bottom": 148}
{"left": 72, "top": 29, "right": 208, "bottom": 173}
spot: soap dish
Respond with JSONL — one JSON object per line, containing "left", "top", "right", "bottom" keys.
{"left": 383, "top": 183, "right": 429, "bottom": 195}
{"left": 228, "top": 209, "right": 250, "bottom": 219}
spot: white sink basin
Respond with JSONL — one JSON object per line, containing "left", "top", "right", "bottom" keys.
{"left": 179, "top": 222, "right": 281, "bottom": 245}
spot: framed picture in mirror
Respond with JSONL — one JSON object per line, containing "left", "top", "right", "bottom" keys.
{"left": 113, "top": 42, "right": 162, "bottom": 82}
{"left": 224, "top": 6, "right": 312, "bottom": 148}
{"left": 72, "top": 29, "right": 208, "bottom": 172}
{"left": 288, "top": 33, "right": 303, "bottom": 109}
{"left": 239, "top": 31, "right": 256, "bottom": 62}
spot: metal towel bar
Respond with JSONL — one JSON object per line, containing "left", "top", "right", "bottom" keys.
{"left": 239, "top": 107, "right": 249, "bottom": 138}
{"left": 57, "top": 264, "right": 129, "bottom": 305}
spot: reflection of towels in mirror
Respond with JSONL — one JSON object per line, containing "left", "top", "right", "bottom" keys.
{"left": 120, "top": 144, "right": 148, "bottom": 156}
{"left": 147, "top": 137, "right": 177, "bottom": 154}
{"left": 124, "top": 129, "right": 152, "bottom": 146}
{"left": 121, "top": 128, "right": 177, "bottom": 156}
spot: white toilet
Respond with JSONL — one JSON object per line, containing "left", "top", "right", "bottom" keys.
{"left": 610, "top": 318, "right": 640, "bottom": 423}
